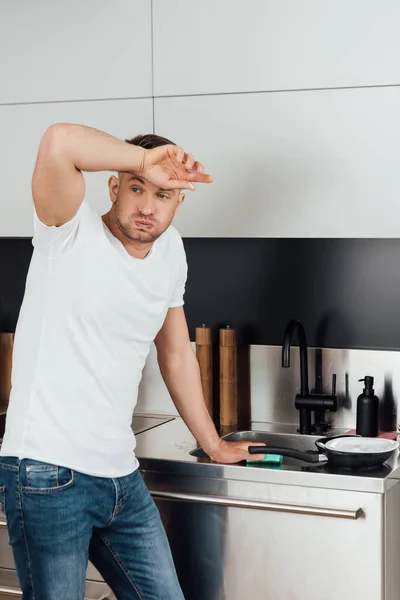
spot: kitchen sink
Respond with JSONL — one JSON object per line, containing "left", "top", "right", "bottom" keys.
{"left": 190, "top": 430, "right": 320, "bottom": 458}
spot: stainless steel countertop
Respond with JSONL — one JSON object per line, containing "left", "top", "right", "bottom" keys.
{"left": 132, "top": 414, "right": 175, "bottom": 435}
{"left": 135, "top": 416, "right": 400, "bottom": 494}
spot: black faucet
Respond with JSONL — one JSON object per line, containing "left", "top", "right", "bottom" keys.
{"left": 282, "top": 319, "right": 338, "bottom": 434}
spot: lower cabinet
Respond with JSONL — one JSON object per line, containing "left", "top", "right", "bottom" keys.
{"left": 1, "top": 471, "right": 400, "bottom": 600}
{"left": 0, "top": 516, "right": 113, "bottom": 599}
{"left": 146, "top": 473, "right": 400, "bottom": 600}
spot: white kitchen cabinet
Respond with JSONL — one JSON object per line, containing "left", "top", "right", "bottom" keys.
{"left": 0, "top": 0, "right": 152, "bottom": 103}
{"left": 153, "top": 0, "right": 400, "bottom": 97}
{"left": 154, "top": 87, "right": 400, "bottom": 238}
{"left": 0, "top": 98, "right": 153, "bottom": 237}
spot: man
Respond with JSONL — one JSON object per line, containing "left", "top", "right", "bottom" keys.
{"left": 0, "top": 124, "right": 264, "bottom": 599}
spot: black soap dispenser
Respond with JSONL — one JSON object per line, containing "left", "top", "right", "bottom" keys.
{"left": 356, "top": 376, "right": 379, "bottom": 437}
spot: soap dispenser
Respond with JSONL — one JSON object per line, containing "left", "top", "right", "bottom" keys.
{"left": 356, "top": 376, "right": 379, "bottom": 437}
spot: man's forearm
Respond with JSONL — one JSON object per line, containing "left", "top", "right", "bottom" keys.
{"left": 158, "top": 346, "right": 222, "bottom": 458}
{"left": 42, "top": 123, "right": 145, "bottom": 174}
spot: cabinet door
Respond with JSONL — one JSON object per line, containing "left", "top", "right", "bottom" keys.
{"left": 152, "top": 481, "right": 383, "bottom": 600}
{"left": 153, "top": 0, "right": 400, "bottom": 97}
{"left": 0, "top": 98, "right": 153, "bottom": 237}
{"left": 155, "top": 89, "right": 400, "bottom": 238}
{"left": 0, "top": 0, "right": 152, "bottom": 103}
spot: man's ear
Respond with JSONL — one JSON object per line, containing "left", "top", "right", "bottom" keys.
{"left": 108, "top": 174, "right": 121, "bottom": 204}
{"left": 175, "top": 192, "right": 185, "bottom": 215}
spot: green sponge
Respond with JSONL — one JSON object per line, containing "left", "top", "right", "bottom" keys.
{"left": 246, "top": 454, "right": 283, "bottom": 466}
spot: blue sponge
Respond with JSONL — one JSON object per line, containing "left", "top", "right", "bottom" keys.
{"left": 246, "top": 454, "right": 283, "bottom": 466}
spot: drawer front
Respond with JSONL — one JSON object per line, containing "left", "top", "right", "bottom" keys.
{"left": 0, "top": 520, "right": 14, "bottom": 572}
{"left": 0, "top": 567, "right": 113, "bottom": 599}
{"left": 0, "top": 515, "right": 105, "bottom": 588}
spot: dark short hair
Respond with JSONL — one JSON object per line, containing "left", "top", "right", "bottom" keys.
{"left": 125, "top": 133, "right": 175, "bottom": 149}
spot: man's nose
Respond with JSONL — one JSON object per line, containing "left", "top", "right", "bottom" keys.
{"left": 138, "top": 194, "right": 155, "bottom": 216}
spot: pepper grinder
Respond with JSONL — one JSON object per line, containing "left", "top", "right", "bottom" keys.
{"left": 219, "top": 325, "right": 237, "bottom": 427}
{"left": 195, "top": 324, "right": 213, "bottom": 418}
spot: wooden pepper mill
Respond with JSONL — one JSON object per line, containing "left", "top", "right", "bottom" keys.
{"left": 219, "top": 325, "right": 237, "bottom": 427}
{"left": 0, "top": 333, "right": 13, "bottom": 407}
{"left": 195, "top": 325, "right": 213, "bottom": 418}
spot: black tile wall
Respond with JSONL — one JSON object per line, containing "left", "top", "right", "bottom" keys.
{"left": 1, "top": 237, "right": 400, "bottom": 350}
{"left": 183, "top": 238, "right": 400, "bottom": 350}
{"left": 0, "top": 239, "right": 32, "bottom": 332}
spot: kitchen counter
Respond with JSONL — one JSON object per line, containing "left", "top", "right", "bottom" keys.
{"left": 135, "top": 416, "right": 400, "bottom": 493}
{"left": 137, "top": 416, "right": 400, "bottom": 599}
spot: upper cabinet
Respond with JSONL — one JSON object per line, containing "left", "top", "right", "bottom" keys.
{"left": 154, "top": 87, "right": 400, "bottom": 238}
{"left": 153, "top": 0, "right": 400, "bottom": 97}
{"left": 0, "top": 0, "right": 152, "bottom": 103}
{"left": 0, "top": 99, "right": 153, "bottom": 236}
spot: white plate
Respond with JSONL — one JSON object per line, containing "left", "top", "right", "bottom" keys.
{"left": 324, "top": 437, "right": 399, "bottom": 454}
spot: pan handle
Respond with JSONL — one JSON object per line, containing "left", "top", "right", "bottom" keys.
{"left": 248, "top": 446, "right": 324, "bottom": 463}
{"left": 315, "top": 434, "right": 360, "bottom": 453}
{"left": 315, "top": 439, "right": 327, "bottom": 452}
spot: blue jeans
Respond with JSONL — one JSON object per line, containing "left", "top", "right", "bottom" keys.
{"left": 0, "top": 457, "right": 184, "bottom": 599}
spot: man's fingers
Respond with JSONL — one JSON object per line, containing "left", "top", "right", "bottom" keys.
{"left": 188, "top": 161, "right": 205, "bottom": 174}
{"left": 172, "top": 146, "right": 185, "bottom": 163}
{"left": 245, "top": 442, "right": 266, "bottom": 460}
{"left": 185, "top": 171, "right": 213, "bottom": 184}
{"left": 183, "top": 153, "right": 195, "bottom": 170}
{"left": 164, "top": 179, "right": 195, "bottom": 191}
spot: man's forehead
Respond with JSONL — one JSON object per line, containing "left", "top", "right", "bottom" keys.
{"left": 122, "top": 173, "right": 181, "bottom": 194}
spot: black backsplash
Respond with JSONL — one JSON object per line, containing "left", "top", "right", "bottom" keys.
{"left": 183, "top": 238, "right": 400, "bottom": 350}
{"left": 0, "top": 239, "right": 33, "bottom": 332}
{"left": 1, "top": 237, "right": 400, "bottom": 350}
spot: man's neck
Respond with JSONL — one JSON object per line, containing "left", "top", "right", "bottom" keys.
{"left": 102, "top": 212, "right": 152, "bottom": 259}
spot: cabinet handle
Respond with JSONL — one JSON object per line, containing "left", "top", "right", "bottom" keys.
{"left": 0, "top": 585, "right": 22, "bottom": 596}
{"left": 150, "top": 490, "right": 363, "bottom": 520}
{"left": 0, "top": 583, "right": 103, "bottom": 599}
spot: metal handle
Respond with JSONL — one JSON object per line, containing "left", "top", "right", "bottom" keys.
{"left": 331, "top": 373, "right": 337, "bottom": 396}
{"left": 0, "top": 585, "right": 22, "bottom": 597}
{"left": 0, "top": 586, "right": 106, "bottom": 599}
{"left": 150, "top": 490, "right": 362, "bottom": 520}
{"left": 247, "top": 445, "right": 325, "bottom": 463}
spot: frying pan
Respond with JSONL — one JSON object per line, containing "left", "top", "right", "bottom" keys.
{"left": 248, "top": 434, "right": 399, "bottom": 471}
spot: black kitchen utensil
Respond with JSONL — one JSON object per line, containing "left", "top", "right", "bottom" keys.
{"left": 248, "top": 434, "right": 398, "bottom": 471}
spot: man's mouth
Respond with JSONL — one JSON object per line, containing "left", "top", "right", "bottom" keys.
{"left": 135, "top": 220, "right": 154, "bottom": 229}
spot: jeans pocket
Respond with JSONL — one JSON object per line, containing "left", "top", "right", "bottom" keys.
{"left": 21, "top": 461, "right": 75, "bottom": 494}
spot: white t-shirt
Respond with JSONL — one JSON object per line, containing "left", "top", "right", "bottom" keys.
{"left": 0, "top": 201, "right": 187, "bottom": 477}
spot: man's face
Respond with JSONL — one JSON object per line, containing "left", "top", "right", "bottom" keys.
{"left": 108, "top": 172, "right": 185, "bottom": 244}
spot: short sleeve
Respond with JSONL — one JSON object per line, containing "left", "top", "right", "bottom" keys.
{"left": 32, "top": 201, "right": 99, "bottom": 256}
{"left": 169, "top": 255, "right": 188, "bottom": 308}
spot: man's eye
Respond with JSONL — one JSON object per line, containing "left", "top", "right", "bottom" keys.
{"left": 158, "top": 193, "right": 169, "bottom": 200}
{"left": 131, "top": 187, "right": 141, "bottom": 193}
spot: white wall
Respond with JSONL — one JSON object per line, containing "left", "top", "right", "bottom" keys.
{"left": 2, "top": 1, "right": 400, "bottom": 415}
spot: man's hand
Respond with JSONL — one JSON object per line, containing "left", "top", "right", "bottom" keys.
{"left": 207, "top": 439, "right": 267, "bottom": 464}
{"left": 155, "top": 309, "right": 265, "bottom": 467}
{"left": 141, "top": 144, "right": 213, "bottom": 191}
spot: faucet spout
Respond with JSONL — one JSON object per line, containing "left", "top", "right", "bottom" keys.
{"left": 282, "top": 319, "right": 309, "bottom": 397}
{"left": 281, "top": 319, "right": 338, "bottom": 435}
